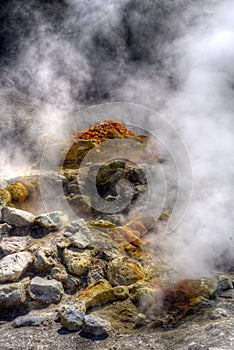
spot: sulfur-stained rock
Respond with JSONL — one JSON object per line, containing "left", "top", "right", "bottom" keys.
{"left": 60, "top": 305, "right": 84, "bottom": 331}
{"left": 1, "top": 207, "right": 35, "bottom": 227}
{"left": 0, "top": 236, "right": 30, "bottom": 257}
{"left": 34, "top": 211, "right": 68, "bottom": 230}
{"left": 131, "top": 277, "right": 219, "bottom": 324}
{"left": 0, "top": 188, "right": 12, "bottom": 206}
{"left": 83, "top": 315, "right": 112, "bottom": 337}
{"left": 74, "top": 279, "right": 129, "bottom": 313}
{"left": 0, "top": 251, "right": 33, "bottom": 283}
{"left": 130, "top": 283, "right": 156, "bottom": 317}
{"left": 28, "top": 276, "right": 64, "bottom": 304}
{"left": 160, "top": 278, "right": 218, "bottom": 317}
{"left": 88, "top": 220, "right": 116, "bottom": 228}
{"left": 6, "top": 182, "right": 29, "bottom": 203}
{"left": 107, "top": 256, "right": 145, "bottom": 286}
{"left": 0, "top": 282, "right": 27, "bottom": 308}
{"left": 63, "top": 247, "right": 91, "bottom": 277}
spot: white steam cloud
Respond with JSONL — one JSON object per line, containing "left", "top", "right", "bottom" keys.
{"left": 0, "top": 0, "right": 233, "bottom": 276}
{"left": 161, "top": 0, "right": 234, "bottom": 276}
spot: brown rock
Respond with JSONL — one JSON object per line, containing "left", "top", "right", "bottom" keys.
{"left": 6, "top": 182, "right": 29, "bottom": 203}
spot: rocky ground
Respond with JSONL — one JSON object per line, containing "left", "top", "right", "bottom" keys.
{"left": 0, "top": 286, "right": 233, "bottom": 350}
{"left": 0, "top": 135, "right": 233, "bottom": 350}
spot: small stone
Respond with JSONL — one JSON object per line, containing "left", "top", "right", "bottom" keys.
{"left": 83, "top": 315, "right": 112, "bottom": 337}
{"left": 209, "top": 308, "right": 230, "bottom": 320}
{"left": 60, "top": 305, "right": 84, "bottom": 331}
{"left": 1, "top": 207, "right": 35, "bottom": 226}
{"left": 0, "top": 282, "right": 26, "bottom": 307}
{"left": 34, "top": 211, "right": 68, "bottom": 229}
{"left": 217, "top": 275, "right": 233, "bottom": 292}
{"left": 0, "top": 251, "right": 33, "bottom": 282}
{"left": 13, "top": 314, "right": 47, "bottom": 327}
{"left": 63, "top": 274, "right": 81, "bottom": 294}
{"left": 135, "top": 313, "right": 147, "bottom": 327}
{"left": 28, "top": 276, "right": 64, "bottom": 304}
{"left": 50, "top": 265, "right": 68, "bottom": 282}
{"left": 0, "top": 223, "right": 12, "bottom": 239}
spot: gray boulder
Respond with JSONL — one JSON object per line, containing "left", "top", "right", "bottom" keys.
{"left": 28, "top": 276, "right": 64, "bottom": 304}
{"left": 13, "top": 314, "right": 47, "bottom": 327}
{"left": 0, "top": 251, "right": 33, "bottom": 282}
{"left": 64, "top": 220, "right": 94, "bottom": 249}
{"left": 1, "top": 207, "right": 35, "bottom": 226}
{"left": 83, "top": 315, "right": 112, "bottom": 337}
{"left": 60, "top": 305, "right": 84, "bottom": 331}
{"left": 34, "top": 211, "right": 68, "bottom": 230}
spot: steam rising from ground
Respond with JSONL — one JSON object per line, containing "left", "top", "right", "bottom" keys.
{"left": 0, "top": 0, "right": 233, "bottom": 276}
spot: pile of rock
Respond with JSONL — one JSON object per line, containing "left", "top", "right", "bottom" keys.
{"left": 0, "top": 205, "right": 232, "bottom": 336}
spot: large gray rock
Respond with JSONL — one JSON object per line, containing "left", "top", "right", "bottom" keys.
{"left": 60, "top": 305, "right": 84, "bottom": 331}
{"left": 0, "top": 251, "right": 33, "bottom": 282}
{"left": 83, "top": 315, "right": 112, "bottom": 337}
{"left": 0, "top": 282, "right": 26, "bottom": 308}
{"left": 1, "top": 207, "right": 35, "bottom": 226}
{"left": 34, "top": 211, "right": 68, "bottom": 230}
{"left": 28, "top": 276, "right": 64, "bottom": 304}
{"left": 13, "top": 314, "right": 47, "bottom": 327}
{"left": 64, "top": 220, "right": 117, "bottom": 250}
{"left": 64, "top": 219, "right": 94, "bottom": 249}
